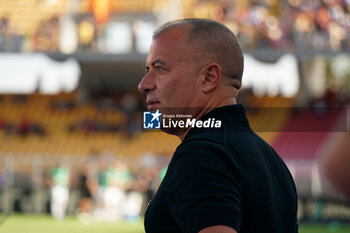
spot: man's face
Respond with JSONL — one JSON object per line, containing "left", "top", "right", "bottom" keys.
{"left": 138, "top": 28, "right": 204, "bottom": 115}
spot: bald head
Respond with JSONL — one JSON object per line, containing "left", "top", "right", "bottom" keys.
{"left": 153, "top": 18, "right": 244, "bottom": 89}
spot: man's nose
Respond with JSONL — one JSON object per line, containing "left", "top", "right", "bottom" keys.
{"left": 138, "top": 72, "right": 155, "bottom": 94}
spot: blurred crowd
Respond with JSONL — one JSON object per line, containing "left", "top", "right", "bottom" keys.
{"left": 1, "top": 0, "right": 350, "bottom": 53}
{"left": 0, "top": 92, "right": 144, "bottom": 139}
{"left": 191, "top": 0, "right": 350, "bottom": 51}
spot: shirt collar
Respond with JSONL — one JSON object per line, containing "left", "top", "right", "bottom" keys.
{"left": 183, "top": 104, "right": 251, "bottom": 141}
{"left": 200, "top": 104, "right": 249, "bottom": 122}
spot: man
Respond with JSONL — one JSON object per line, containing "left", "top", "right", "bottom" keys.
{"left": 321, "top": 130, "right": 350, "bottom": 201}
{"left": 49, "top": 164, "right": 71, "bottom": 221}
{"left": 138, "top": 18, "right": 298, "bottom": 233}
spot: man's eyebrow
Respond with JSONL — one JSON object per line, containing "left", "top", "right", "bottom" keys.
{"left": 151, "top": 59, "right": 167, "bottom": 66}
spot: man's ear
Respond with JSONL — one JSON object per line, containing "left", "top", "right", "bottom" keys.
{"left": 201, "top": 63, "right": 222, "bottom": 93}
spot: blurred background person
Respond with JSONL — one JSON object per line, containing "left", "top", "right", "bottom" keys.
{"left": 48, "top": 163, "right": 71, "bottom": 221}
{"left": 76, "top": 161, "right": 98, "bottom": 223}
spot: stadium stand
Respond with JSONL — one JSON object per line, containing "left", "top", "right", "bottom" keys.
{"left": 0, "top": 93, "right": 180, "bottom": 156}
{"left": 0, "top": 0, "right": 69, "bottom": 35}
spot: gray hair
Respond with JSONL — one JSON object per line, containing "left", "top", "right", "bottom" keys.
{"left": 153, "top": 18, "right": 244, "bottom": 89}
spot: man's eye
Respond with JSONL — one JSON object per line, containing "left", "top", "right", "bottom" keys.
{"left": 145, "top": 67, "right": 150, "bottom": 73}
{"left": 155, "top": 66, "right": 163, "bottom": 71}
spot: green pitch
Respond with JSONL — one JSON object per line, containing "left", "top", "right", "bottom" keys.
{"left": 1, "top": 214, "right": 350, "bottom": 233}
{"left": 0, "top": 214, "right": 144, "bottom": 233}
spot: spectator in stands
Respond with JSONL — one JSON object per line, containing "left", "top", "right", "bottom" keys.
{"left": 0, "top": 117, "right": 6, "bottom": 130}
{"left": 31, "top": 123, "right": 47, "bottom": 136}
{"left": 0, "top": 14, "right": 23, "bottom": 52}
{"left": 16, "top": 117, "right": 46, "bottom": 137}
{"left": 17, "top": 117, "right": 31, "bottom": 136}
{"left": 0, "top": 15, "right": 8, "bottom": 50}
{"left": 51, "top": 99, "right": 75, "bottom": 110}
{"left": 120, "top": 93, "right": 142, "bottom": 138}
{"left": 34, "top": 15, "right": 59, "bottom": 52}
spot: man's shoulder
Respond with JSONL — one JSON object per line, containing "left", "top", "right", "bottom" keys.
{"left": 180, "top": 129, "right": 262, "bottom": 154}
{"left": 168, "top": 134, "right": 241, "bottom": 185}
{"left": 172, "top": 135, "right": 234, "bottom": 170}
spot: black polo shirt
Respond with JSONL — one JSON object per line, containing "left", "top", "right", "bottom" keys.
{"left": 144, "top": 104, "right": 298, "bottom": 233}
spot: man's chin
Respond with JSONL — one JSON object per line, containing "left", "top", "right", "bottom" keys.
{"left": 147, "top": 106, "right": 162, "bottom": 112}
{"left": 147, "top": 102, "right": 162, "bottom": 111}
{"left": 160, "top": 127, "right": 186, "bottom": 137}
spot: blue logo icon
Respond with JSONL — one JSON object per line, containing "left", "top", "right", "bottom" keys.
{"left": 143, "top": 110, "right": 162, "bottom": 129}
